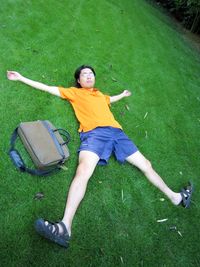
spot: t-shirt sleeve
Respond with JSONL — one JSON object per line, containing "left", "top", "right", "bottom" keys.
{"left": 104, "top": 95, "right": 110, "bottom": 105}
{"left": 58, "top": 87, "right": 76, "bottom": 101}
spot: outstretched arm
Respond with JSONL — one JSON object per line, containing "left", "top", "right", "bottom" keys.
{"left": 110, "top": 90, "right": 131, "bottom": 103}
{"left": 7, "top": 71, "right": 60, "bottom": 97}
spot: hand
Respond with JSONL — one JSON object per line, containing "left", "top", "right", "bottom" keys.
{"left": 123, "top": 90, "right": 131, "bottom": 97}
{"left": 7, "top": 71, "right": 22, "bottom": 81}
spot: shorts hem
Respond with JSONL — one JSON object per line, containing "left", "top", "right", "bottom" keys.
{"left": 117, "top": 148, "right": 138, "bottom": 163}
{"left": 78, "top": 148, "right": 109, "bottom": 165}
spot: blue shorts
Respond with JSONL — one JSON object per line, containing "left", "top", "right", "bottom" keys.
{"left": 78, "top": 127, "right": 138, "bottom": 165}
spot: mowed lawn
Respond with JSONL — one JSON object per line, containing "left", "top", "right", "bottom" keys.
{"left": 0, "top": 0, "right": 200, "bottom": 266}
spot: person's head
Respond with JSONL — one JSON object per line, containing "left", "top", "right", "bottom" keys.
{"left": 74, "top": 65, "right": 96, "bottom": 88}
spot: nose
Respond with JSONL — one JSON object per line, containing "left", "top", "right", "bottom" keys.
{"left": 87, "top": 74, "right": 93, "bottom": 79}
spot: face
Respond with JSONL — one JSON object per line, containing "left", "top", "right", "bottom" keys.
{"left": 78, "top": 68, "right": 95, "bottom": 89}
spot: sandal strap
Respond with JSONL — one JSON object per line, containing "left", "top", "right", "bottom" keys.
{"left": 180, "top": 182, "right": 194, "bottom": 208}
{"left": 181, "top": 188, "right": 190, "bottom": 197}
{"left": 53, "top": 223, "right": 60, "bottom": 235}
{"left": 46, "top": 220, "right": 69, "bottom": 237}
{"left": 45, "top": 221, "right": 62, "bottom": 237}
{"left": 57, "top": 221, "right": 69, "bottom": 237}
{"left": 180, "top": 190, "right": 187, "bottom": 204}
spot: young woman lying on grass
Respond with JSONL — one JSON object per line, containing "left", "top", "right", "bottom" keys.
{"left": 7, "top": 65, "right": 194, "bottom": 248}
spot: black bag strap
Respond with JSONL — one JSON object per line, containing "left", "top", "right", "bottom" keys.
{"left": 54, "top": 128, "right": 71, "bottom": 145}
{"left": 9, "top": 128, "right": 60, "bottom": 176}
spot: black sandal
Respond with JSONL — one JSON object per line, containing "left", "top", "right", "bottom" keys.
{"left": 35, "top": 218, "right": 70, "bottom": 248}
{"left": 180, "top": 182, "right": 194, "bottom": 208}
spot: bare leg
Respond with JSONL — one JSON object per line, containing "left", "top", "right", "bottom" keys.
{"left": 35, "top": 150, "right": 99, "bottom": 246}
{"left": 61, "top": 151, "right": 100, "bottom": 235}
{"left": 126, "top": 151, "right": 182, "bottom": 205}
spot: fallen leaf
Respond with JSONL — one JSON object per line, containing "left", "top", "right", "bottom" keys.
{"left": 144, "top": 112, "right": 148, "bottom": 119}
{"left": 177, "top": 231, "right": 183, "bottom": 237}
{"left": 59, "top": 165, "right": 68, "bottom": 171}
{"left": 125, "top": 105, "right": 130, "bottom": 111}
{"left": 120, "top": 256, "right": 124, "bottom": 264}
{"left": 157, "top": 218, "right": 168, "bottom": 223}
{"left": 111, "top": 77, "right": 117, "bottom": 82}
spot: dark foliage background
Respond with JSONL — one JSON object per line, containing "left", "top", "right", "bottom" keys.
{"left": 151, "top": 0, "right": 200, "bottom": 34}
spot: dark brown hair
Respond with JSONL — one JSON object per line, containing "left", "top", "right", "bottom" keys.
{"left": 74, "top": 65, "right": 96, "bottom": 88}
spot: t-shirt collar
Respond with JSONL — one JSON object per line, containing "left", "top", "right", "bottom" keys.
{"left": 82, "top": 87, "right": 98, "bottom": 92}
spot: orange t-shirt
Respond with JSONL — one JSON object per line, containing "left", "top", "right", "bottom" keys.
{"left": 58, "top": 87, "right": 122, "bottom": 132}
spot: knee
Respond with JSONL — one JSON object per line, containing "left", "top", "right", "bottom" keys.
{"left": 75, "top": 162, "right": 92, "bottom": 180}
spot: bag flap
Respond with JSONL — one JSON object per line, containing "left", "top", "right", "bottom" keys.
{"left": 17, "top": 120, "right": 69, "bottom": 166}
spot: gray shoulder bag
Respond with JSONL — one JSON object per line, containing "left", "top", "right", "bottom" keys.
{"left": 9, "top": 120, "right": 70, "bottom": 176}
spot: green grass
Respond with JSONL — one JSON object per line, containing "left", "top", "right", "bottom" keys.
{"left": 1, "top": 0, "right": 200, "bottom": 266}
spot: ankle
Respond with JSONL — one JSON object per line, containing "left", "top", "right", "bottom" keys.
{"left": 171, "top": 193, "right": 182, "bottom": 206}
{"left": 61, "top": 220, "right": 71, "bottom": 237}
